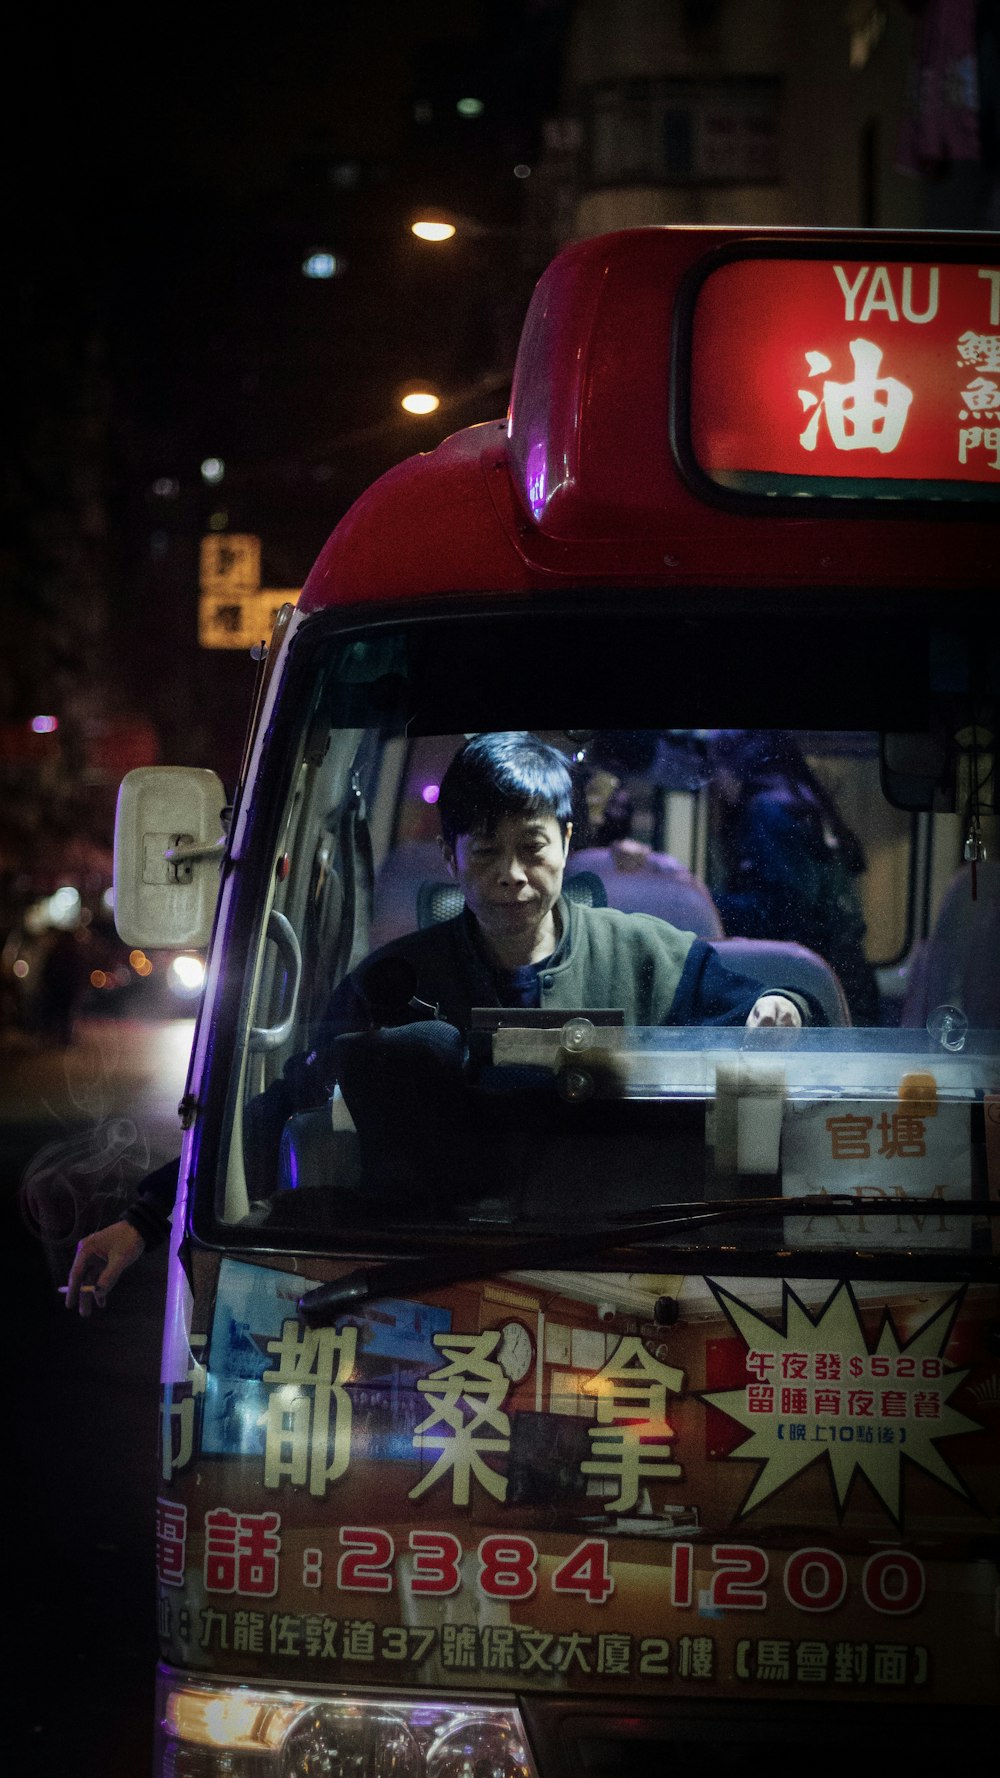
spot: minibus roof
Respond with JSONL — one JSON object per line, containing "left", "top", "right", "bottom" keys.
{"left": 299, "top": 226, "right": 998, "bottom": 613}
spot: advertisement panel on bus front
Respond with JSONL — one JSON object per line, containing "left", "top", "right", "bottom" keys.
{"left": 154, "top": 1258, "right": 1000, "bottom": 1708}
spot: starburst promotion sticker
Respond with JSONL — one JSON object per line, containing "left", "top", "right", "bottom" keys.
{"left": 701, "top": 1281, "right": 981, "bottom": 1522}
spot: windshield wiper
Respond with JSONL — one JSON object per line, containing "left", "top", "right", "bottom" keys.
{"left": 297, "top": 1193, "right": 993, "bottom": 1324}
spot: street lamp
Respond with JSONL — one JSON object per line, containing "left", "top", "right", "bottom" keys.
{"left": 399, "top": 386, "right": 441, "bottom": 415}
{"left": 409, "top": 211, "right": 516, "bottom": 245}
{"left": 410, "top": 220, "right": 456, "bottom": 243}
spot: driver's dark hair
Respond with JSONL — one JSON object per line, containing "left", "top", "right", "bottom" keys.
{"left": 438, "top": 732, "right": 573, "bottom": 850}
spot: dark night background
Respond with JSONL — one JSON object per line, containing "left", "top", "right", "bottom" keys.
{"left": 3, "top": 4, "right": 998, "bottom": 1773}
{"left": 5, "top": 9, "right": 572, "bottom": 1772}
{"left": 5, "top": 4, "right": 568, "bottom": 805}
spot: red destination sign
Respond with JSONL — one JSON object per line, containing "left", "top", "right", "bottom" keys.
{"left": 689, "top": 256, "right": 1000, "bottom": 496}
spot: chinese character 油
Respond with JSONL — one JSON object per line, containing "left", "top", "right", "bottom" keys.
{"left": 799, "top": 339, "right": 913, "bottom": 455}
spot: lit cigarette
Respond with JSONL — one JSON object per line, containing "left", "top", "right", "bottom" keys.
{"left": 57, "top": 1284, "right": 98, "bottom": 1294}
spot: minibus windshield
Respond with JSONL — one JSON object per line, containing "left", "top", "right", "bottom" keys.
{"left": 204, "top": 603, "right": 996, "bottom": 1262}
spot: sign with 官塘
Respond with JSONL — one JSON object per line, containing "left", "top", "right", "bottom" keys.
{"left": 781, "top": 1098, "right": 972, "bottom": 1249}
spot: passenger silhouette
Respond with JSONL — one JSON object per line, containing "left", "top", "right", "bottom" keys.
{"left": 708, "top": 730, "right": 880, "bottom": 1026}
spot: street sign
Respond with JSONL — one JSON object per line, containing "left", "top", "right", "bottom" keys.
{"left": 198, "top": 589, "right": 299, "bottom": 651}
{"left": 198, "top": 534, "right": 261, "bottom": 596}
{"left": 256, "top": 589, "right": 299, "bottom": 636}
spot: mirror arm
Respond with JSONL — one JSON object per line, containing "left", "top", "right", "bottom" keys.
{"left": 163, "top": 837, "right": 227, "bottom": 865}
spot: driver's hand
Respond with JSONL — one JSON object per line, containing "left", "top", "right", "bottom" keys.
{"left": 746, "top": 993, "right": 802, "bottom": 1028}
{"left": 64, "top": 1220, "right": 146, "bottom": 1316}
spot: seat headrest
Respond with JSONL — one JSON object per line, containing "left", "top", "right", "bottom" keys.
{"left": 714, "top": 936, "right": 851, "bottom": 1027}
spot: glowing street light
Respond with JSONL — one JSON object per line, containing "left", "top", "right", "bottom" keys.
{"left": 400, "top": 389, "right": 440, "bottom": 416}
{"left": 409, "top": 210, "right": 516, "bottom": 246}
{"left": 411, "top": 220, "right": 457, "bottom": 243}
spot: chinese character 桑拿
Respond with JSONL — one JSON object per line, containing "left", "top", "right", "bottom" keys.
{"left": 580, "top": 1336, "right": 684, "bottom": 1512}
{"left": 409, "top": 1332, "right": 511, "bottom": 1506}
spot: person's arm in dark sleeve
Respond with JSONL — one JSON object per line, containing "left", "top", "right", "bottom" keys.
{"left": 64, "top": 1153, "right": 180, "bottom": 1315}
{"left": 302, "top": 945, "right": 441, "bottom": 1091}
{"left": 669, "top": 939, "right": 825, "bottom": 1027}
{"left": 122, "top": 1154, "right": 180, "bottom": 1248}
{"left": 295, "top": 967, "right": 372, "bottom": 1096}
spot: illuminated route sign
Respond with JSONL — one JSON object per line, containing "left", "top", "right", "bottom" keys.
{"left": 686, "top": 253, "right": 1000, "bottom": 501}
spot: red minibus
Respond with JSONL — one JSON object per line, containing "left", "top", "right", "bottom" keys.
{"left": 107, "top": 226, "right": 998, "bottom": 1772}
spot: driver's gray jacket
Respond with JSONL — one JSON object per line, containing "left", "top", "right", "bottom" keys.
{"left": 327, "top": 895, "right": 814, "bottom": 1036}
{"left": 124, "top": 897, "right": 815, "bottom": 1243}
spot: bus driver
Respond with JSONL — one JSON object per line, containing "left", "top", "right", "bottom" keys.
{"left": 328, "top": 732, "right": 816, "bottom": 1035}
{"left": 65, "top": 732, "right": 817, "bottom": 1312}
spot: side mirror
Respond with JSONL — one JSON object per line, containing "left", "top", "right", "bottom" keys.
{"left": 113, "top": 767, "right": 227, "bottom": 948}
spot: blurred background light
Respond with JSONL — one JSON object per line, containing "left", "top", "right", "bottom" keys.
{"left": 23, "top": 902, "right": 49, "bottom": 936}
{"left": 456, "top": 97, "right": 484, "bottom": 117}
{"left": 200, "top": 457, "right": 225, "bottom": 484}
{"left": 48, "top": 886, "right": 82, "bottom": 929}
{"left": 302, "top": 250, "right": 343, "bottom": 280}
{"left": 30, "top": 715, "right": 58, "bottom": 734}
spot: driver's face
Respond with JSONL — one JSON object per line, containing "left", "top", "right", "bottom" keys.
{"left": 444, "top": 812, "right": 570, "bottom": 946}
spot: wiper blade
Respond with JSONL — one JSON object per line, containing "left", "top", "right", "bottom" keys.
{"left": 297, "top": 1193, "right": 992, "bottom": 1324}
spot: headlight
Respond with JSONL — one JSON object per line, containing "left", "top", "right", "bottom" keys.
{"left": 426, "top": 1714, "right": 534, "bottom": 1778}
{"left": 168, "top": 954, "right": 206, "bottom": 996}
{"left": 155, "top": 1672, "right": 539, "bottom": 1778}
